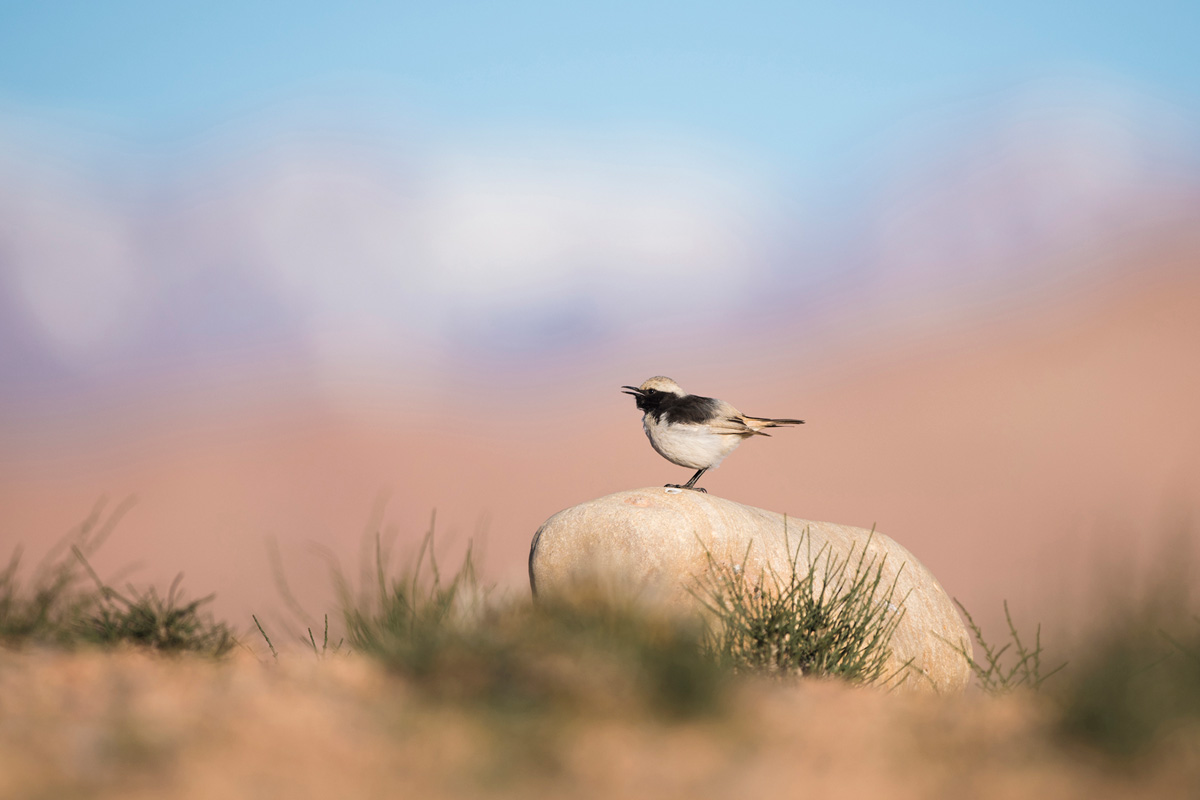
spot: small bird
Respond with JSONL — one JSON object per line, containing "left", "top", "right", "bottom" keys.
{"left": 621, "top": 376, "right": 804, "bottom": 492}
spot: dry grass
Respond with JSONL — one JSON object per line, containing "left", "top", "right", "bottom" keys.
{"left": 0, "top": 499, "right": 234, "bottom": 655}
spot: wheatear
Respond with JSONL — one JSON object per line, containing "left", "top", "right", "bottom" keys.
{"left": 621, "top": 376, "right": 804, "bottom": 492}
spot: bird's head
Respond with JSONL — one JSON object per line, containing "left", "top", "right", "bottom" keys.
{"left": 621, "top": 376, "right": 684, "bottom": 412}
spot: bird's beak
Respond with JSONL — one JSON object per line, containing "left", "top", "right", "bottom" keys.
{"left": 620, "top": 385, "right": 643, "bottom": 397}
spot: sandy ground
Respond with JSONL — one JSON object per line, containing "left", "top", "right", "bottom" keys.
{"left": 0, "top": 648, "right": 1196, "bottom": 800}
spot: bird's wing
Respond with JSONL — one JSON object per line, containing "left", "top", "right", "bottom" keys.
{"left": 706, "top": 401, "right": 773, "bottom": 437}
{"left": 709, "top": 417, "right": 769, "bottom": 436}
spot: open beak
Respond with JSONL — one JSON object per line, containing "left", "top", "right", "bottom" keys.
{"left": 620, "top": 385, "right": 643, "bottom": 397}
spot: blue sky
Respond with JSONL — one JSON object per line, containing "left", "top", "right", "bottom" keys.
{"left": 1, "top": 1, "right": 1197, "bottom": 174}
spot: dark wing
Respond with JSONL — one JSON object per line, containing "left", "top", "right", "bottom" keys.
{"left": 658, "top": 394, "right": 721, "bottom": 425}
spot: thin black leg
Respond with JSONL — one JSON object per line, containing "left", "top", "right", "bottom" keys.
{"left": 664, "top": 468, "right": 708, "bottom": 493}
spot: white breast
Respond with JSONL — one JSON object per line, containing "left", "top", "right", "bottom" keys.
{"left": 642, "top": 415, "right": 744, "bottom": 470}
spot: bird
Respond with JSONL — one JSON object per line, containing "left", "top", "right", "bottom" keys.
{"left": 621, "top": 376, "right": 804, "bottom": 492}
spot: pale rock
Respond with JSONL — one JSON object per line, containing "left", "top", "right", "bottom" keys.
{"left": 529, "top": 487, "right": 972, "bottom": 692}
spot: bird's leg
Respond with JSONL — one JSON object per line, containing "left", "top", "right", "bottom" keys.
{"left": 665, "top": 468, "right": 708, "bottom": 493}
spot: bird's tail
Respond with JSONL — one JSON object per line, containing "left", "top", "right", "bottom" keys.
{"left": 741, "top": 415, "right": 805, "bottom": 431}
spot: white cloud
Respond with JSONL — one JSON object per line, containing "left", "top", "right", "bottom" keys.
{"left": 109, "top": 136, "right": 767, "bottom": 401}
{"left": 220, "top": 139, "right": 769, "bottom": 354}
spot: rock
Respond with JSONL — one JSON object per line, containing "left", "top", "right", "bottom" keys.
{"left": 529, "top": 487, "right": 972, "bottom": 692}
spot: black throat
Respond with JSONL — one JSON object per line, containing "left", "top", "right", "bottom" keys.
{"left": 633, "top": 390, "right": 665, "bottom": 414}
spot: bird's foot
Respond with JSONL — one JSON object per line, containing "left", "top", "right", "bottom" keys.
{"left": 664, "top": 484, "right": 707, "bottom": 493}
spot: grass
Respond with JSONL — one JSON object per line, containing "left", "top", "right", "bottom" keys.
{"left": 338, "top": 512, "right": 484, "bottom": 678}
{"left": 332, "top": 517, "right": 724, "bottom": 719}
{"left": 690, "top": 524, "right": 909, "bottom": 685}
{"left": 325, "top": 513, "right": 915, "bottom": 723}
{"left": 0, "top": 498, "right": 130, "bottom": 645}
{"left": 0, "top": 498, "right": 235, "bottom": 656}
{"left": 72, "top": 549, "right": 236, "bottom": 655}
{"left": 949, "top": 554, "right": 1200, "bottom": 761}
{"left": 252, "top": 613, "right": 340, "bottom": 660}
{"left": 951, "top": 599, "right": 1066, "bottom": 694}
{"left": 5, "top": 499, "right": 911, "bottom": 704}
{"left": 1055, "top": 605, "right": 1200, "bottom": 759}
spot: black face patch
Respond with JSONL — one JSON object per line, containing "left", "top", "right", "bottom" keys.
{"left": 650, "top": 393, "right": 719, "bottom": 425}
{"left": 633, "top": 389, "right": 663, "bottom": 413}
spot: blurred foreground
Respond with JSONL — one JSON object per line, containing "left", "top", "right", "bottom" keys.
{"left": 1, "top": 647, "right": 1197, "bottom": 800}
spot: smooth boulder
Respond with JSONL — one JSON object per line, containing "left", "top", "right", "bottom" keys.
{"left": 529, "top": 487, "right": 972, "bottom": 692}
